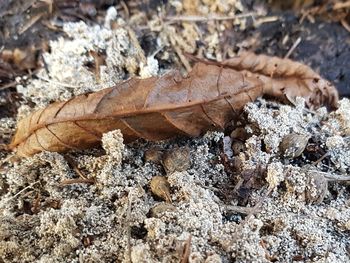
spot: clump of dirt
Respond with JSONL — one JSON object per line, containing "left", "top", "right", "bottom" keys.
{"left": 1, "top": 2, "right": 350, "bottom": 263}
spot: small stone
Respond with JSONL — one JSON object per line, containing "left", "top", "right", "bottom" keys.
{"left": 305, "top": 170, "right": 328, "bottom": 204}
{"left": 150, "top": 176, "right": 171, "bottom": 202}
{"left": 279, "top": 133, "right": 310, "bottom": 159}
{"left": 144, "top": 147, "right": 163, "bottom": 164}
{"left": 162, "top": 146, "right": 191, "bottom": 174}
{"left": 149, "top": 203, "right": 176, "bottom": 218}
{"left": 230, "top": 127, "right": 248, "bottom": 140}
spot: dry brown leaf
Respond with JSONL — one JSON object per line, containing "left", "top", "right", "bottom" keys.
{"left": 10, "top": 52, "right": 338, "bottom": 157}
{"left": 190, "top": 52, "right": 339, "bottom": 109}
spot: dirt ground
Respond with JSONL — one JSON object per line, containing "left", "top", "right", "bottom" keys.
{"left": 0, "top": 1, "right": 350, "bottom": 262}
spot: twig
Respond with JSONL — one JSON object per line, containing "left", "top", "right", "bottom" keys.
{"left": 310, "top": 170, "right": 350, "bottom": 181}
{"left": 241, "top": 187, "right": 272, "bottom": 224}
{"left": 0, "top": 189, "right": 37, "bottom": 210}
{"left": 41, "top": 20, "right": 64, "bottom": 32}
{"left": 120, "top": 1, "right": 129, "bottom": 19}
{"left": 224, "top": 205, "right": 262, "bottom": 214}
{"left": 64, "top": 154, "right": 89, "bottom": 180}
{"left": 0, "top": 154, "right": 20, "bottom": 170}
{"left": 325, "top": 174, "right": 350, "bottom": 181}
{"left": 312, "top": 152, "right": 330, "bottom": 165}
{"left": 233, "top": 178, "right": 244, "bottom": 194}
{"left": 165, "top": 13, "right": 256, "bottom": 23}
{"left": 11, "top": 181, "right": 40, "bottom": 200}
{"left": 151, "top": 46, "right": 165, "bottom": 58}
{"left": 41, "top": 0, "right": 53, "bottom": 14}
{"left": 36, "top": 75, "right": 81, "bottom": 88}
{"left": 254, "top": 16, "right": 279, "bottom": 27}
{"left": 60, "top": 178, "right": 95, "bottom": 185}
{"left": 284, "top": 37, "right": 302, "bottom": 59}
{"left": 195, "top": 181, "right": 221, "bottom": 192}
{"left": 180, "top": 235, "right": 192, "bottom": 263}
{"left": 0, "top": 81, "right": 18, "bottom": 90}
{"left": 19, "top": 13, "right": 44, "bottom": 35}
{"left": 340, "top": 19, "right": 350, "bottom": 33}
{"left": 126, "top": 194, "right": 133, "bottom": 263}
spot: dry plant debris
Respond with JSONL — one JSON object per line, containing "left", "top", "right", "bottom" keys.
{"left": 279, "top": 133, "right": 310, "bottom": 159}
{"left": 162, "top": 147, "right": 191, "bottom": 174}
{"left": 10, "top": 51, "right": 338, "bottom": 157}
{"left": 150, "top": 176, "right": 172, "bottom": 203}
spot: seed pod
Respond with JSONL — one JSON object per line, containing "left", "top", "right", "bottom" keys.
{"left": 150, "top": 176, "right": 171, "bottom": 202}
{"left": 305, "top": 171, "right": 328, "bottom": 204}
{"left": 279, "top": 133, "right": 310, "bottom": 159}
{"left": 149, "top": 203, "right": 176, "bottom": 218}
{"left": 144, "top": 147, "right": 163, "bottom": 164}
{"left": 162, "top": 147, "right": 191, "bottom": 174}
